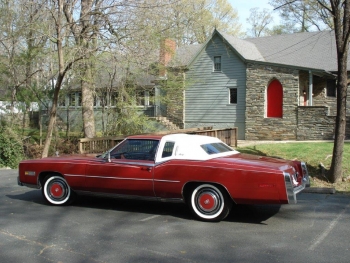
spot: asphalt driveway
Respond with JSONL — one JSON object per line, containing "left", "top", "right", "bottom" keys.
{"left": 1, "top": 169, "right": 350, "bottom": 263}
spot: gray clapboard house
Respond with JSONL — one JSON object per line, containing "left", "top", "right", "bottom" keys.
{"left": 165, "top": 29, "right": 350, "bottom": 140}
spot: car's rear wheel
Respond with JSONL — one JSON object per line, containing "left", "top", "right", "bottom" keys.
{"left": 42, "top": 175, "right": 73, "bottom": 205}
{"left": 189, "top": 184, "right": 232, "bottom": 222}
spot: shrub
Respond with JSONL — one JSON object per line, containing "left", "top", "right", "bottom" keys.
{"left": 0, "top": 124, "right": 24, "bottom": 169}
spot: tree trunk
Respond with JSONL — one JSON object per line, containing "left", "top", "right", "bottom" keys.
{"left": 79, "top": 0, "right": 96, "bottom": 138}
{"left": 41, "top": 101, "right": 57, "bottom": 158}
{"left": 327, "top": 0, "right": 350, "bottom": 183}
{"left": 42, "top": 0, "right": 65, "bottom": 158}
{"left": 81, "top": 62, "right": 95, "bottom": 138}
{"left": 82, "top": 83, "right": 95, "bottom": 137}
{"left": 328, "top": 53, "right": 348, "bottom": 183}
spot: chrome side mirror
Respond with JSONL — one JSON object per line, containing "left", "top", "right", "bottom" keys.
{"left": 107, "top": 151, "right": 111, "bottom": 163}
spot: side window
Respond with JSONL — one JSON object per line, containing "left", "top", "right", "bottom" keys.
{"left": 111, "top": 139, "right": 159, "bottom": 160}
{"left": 229, "top": 88, "right": 237, "bottom": 104}
{"left": 162, "top": 141, "right": 175, "bottom": 158}
{"left": 213, "top": 56, "right": 221, "bottom": 72}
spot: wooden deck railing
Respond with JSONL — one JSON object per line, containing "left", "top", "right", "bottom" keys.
{"left": 187, "top": 128, "right": 237, "bottom": 147}
{"left": 79, "top": 136, "right": 125, "bottom": 154}
{"left": 79, "top": 127, "right": 237, "bottom": 154}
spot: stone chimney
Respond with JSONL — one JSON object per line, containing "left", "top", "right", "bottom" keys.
{"left": 159, "top": 38, "right": 176, "bottom": 77}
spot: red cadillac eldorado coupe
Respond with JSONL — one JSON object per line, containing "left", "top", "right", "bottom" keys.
{"left": 18, "top": 134, "right": 309, "bottom": 221}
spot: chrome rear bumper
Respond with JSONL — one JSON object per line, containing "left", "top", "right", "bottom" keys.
{"left": 284, "top": 163, "right": 310, "bottom": 204}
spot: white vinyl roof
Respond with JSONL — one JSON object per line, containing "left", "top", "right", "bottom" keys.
{"left": 155, "top": 134, "right": 238, "bottom": 163}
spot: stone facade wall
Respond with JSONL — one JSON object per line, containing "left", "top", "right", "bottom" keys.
{"left": 245, "top": 63, "right": 299, "bottom": 140}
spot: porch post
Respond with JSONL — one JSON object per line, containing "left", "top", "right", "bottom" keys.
{"left": 309, "top": 70, "right": 313, "bottom": 106}
{"left": 155, "top": 86, "right": 160, "bottom": 117}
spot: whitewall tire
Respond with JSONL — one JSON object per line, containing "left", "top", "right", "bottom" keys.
{"left": 190, "top": 184, "right": 231, "bottom": 222}
{"left": 42, "top": 176, "right": 72, "bottom": 205}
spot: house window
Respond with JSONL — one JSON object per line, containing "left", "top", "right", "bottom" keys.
{"left": 267, "top": 79, "right": 283, "bottom": 118}
{"left": 58, "top": 95, "right": 66, "bottom": 107}
{"left": 144, "top": 89, "right": 155, "bottom": 106}
{"left": 94, "top": 96, "right": 98, "bottom": 107}
{"left": 67, "top": 92, "right": 84, "bottom": 107}
{"left": 229, "top": 88, "right": 237, "bottom": 104}
{"left": 110, "top": 92, "right": 118, "bottom": 106}
{"left": 77, "top": 92, "right": 82, "bottom": 106}
{"left": 213, "top": 56, "right": 221, "bottom": 72}
{"left": 136, "top": 90, "right": 145, "bottom": 106}
{"left": 135, "top": 89, "right": 155, "bottom": 106}
{"left": 69, "top": 93, "right": 76, "bottom": 107}
{"left": 326, "top": 80, "right": 336, "bottom": 97}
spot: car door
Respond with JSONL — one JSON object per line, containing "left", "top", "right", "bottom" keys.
{"left": 84, "top": 139, "right": 159, "bottom": 197}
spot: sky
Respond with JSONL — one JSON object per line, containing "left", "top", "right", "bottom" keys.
{"left": 228, "top": 0, "right": 280, "bottom": 32}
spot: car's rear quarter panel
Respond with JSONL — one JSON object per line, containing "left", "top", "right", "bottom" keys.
{"left": 154, "top": 159, "right": 288, "bottom": 204}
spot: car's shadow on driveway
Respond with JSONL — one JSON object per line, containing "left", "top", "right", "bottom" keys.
{"left": 8, "top": 190, "right": 280, "bottom": 224}
{"left": 225, "top": 204, "right": 281, "bottom": 224}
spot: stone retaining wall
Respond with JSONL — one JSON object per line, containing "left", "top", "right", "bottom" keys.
{"left": 297, "top": 106, "right": 335, "bottom": 140}
{"left": 297, "top": 106, "right": 350, "bottom": 140}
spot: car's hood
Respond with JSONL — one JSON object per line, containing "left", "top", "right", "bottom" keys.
{"left": 20, "top": 154, "right": 100, "bottom": 164}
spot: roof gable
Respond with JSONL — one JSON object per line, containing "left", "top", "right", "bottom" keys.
{"left": 174, "top": 29, "right": 261, "bottom": 68}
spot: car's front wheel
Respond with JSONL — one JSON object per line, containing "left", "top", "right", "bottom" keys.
{"left": 189, "top": 184, "right": 232, "bottom": 222}
{"left": 42, "top": 175, "right": 73, "bottom": 205}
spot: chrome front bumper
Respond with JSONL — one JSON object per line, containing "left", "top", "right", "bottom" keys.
{"left": 17, "top": 176, "right": 23, "bottom": 186}
{"left": 284, "top": 162, "right": 310, "bottom": 204}
{"left": 17, "top": 176, "right": 40, "bottom": 189}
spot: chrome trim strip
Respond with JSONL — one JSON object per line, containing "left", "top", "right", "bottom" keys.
{"left": 156, "top": 162, "right": 280, "bottom": 175}
{"left": 154, "top": 179, "right": 181, "bottom": 183}
{"left": 65, "top": 174, "right": 85, "bottom": 177}
{"left": 84, "top": 175, "right": 153, "bottom": 181}
{"left": 90, "top": 161, "right": 155, "bottom": 167}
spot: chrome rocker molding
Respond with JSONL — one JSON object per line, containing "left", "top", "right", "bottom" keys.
{"left": 75, "top": 190, "right": 184, "bottom": 203}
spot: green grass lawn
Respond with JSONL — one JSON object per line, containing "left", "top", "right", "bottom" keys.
{"left": 237, "top": 142, "right": 350, "bottom": 193}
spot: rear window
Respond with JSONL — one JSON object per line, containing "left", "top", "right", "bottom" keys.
{"left": 200, "top": 143, "right": 233, "bottom": 155}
